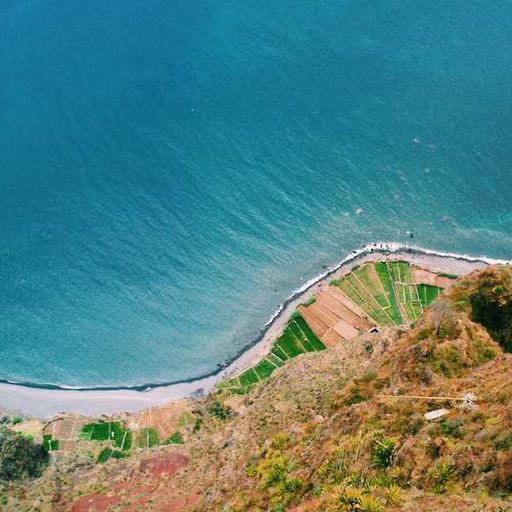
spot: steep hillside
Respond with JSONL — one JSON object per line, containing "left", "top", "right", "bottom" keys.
{"left": 2, "top": 264, "right": 512, "bottom": 511}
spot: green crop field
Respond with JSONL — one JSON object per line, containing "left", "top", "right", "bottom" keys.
{"left": 164, "top": 431, "right": 184, "bottom": 445}
{"left": 80, "top": 421, "right": 132, "bottom": 451}
{"left": 387, "top": 261, "right": 413, "bottom": 284}
{"left": 227, "top": 315, "right": 325, "bottom": 394}
{"left": 138, "top": 427, "right": 160, "bottom": 449}
{"left": 338, "top": 272, "right": 396, "bottom": 326}
{"left": 96, "top": 447, "right": 127, "bottom": 464}
{"left": 387, "top": 262, "right": 423, "bottom": 322}
{"left": 383, "top": 261, "right": 443, "bottom": 322}
{"left": 266, "top": 353, "right": 285, "bottom": 367}
{"left": 97, "top": 448, "right": 113, "bottom": 463}
{"left": 334, "top": 261, "right": 445, "bottom": 325}
{"left": 374, "top": 262, "right": 402, "bottom": 324}
{"left": 353, "top": 265, "right": 388, "bottom": 309}
{"left": 294, "top": 315, "right": 326, "bottom": 352}
{"left": 253, "top": 358, "right": 277, "bottom": 379}
{"left": 271, "top": 345, "right": 289, "bottom": 362}
{"left": 275, "top": 329, "right": 306, "bottom": 358}
{"left": 238, "top": 367, "right": 260, "bottom": 387}
{"left": 42, "top": 434, "right": 59, "bottom": 452}
{"left": 81, "top": 422, "right": 110, "bottom": 441}
{"left": 226, "top": 262, "right": 446, "bottom": 394}
{"left": 417, "top": 283, "right": 442, "bottom": 307}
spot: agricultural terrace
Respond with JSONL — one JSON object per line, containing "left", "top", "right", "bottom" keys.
{"left": 79, "top": 421, "right": 133, "bottom": 462}
{"left": 42, "top": 417, "right": 87, "bottom": 452}
{"left": 227, "top": 261, "right": 453, "bottom": 394}
{"left": 41, "top": 405, "right": 190, "bottom": 465}
{"left": 132, "top": 401, "right": 191, "bottom": 448}
{"left": 227, "top": 314, "right": 325, "bottom": 394}
{"left": 331, "top": 261, "right": 446, "bottom": 326}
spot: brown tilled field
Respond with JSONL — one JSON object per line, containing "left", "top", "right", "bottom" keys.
{"left": 411, "top": 266, "right": 455, "bottom": 288}
{"left": 130, "top": 400, "right": 189, "bottom": 441}
{"left": 43, "top": 417, "right": 87, "bottom": 452}
{"left": 298, "top": 286, "right": 376, "bottom": 347}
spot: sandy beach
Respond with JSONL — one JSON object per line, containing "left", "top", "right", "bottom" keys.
{"left": 0, "top": 242, "right": 508, "bottom": 418}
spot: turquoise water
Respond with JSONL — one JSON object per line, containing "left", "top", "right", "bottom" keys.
{"left": 1, "top": 0, "right": 512, "bottom": 388}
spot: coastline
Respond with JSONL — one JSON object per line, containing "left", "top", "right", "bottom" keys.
{"left": 1, "top": 242, "right": 509, "bottom": 418}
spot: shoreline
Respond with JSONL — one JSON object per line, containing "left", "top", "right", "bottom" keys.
{"left": 1, "top": 242, "right": 509, "bottom": 417}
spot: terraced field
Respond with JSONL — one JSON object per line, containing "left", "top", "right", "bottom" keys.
{"left": 329, "top": 261, "right": 449, "bottom": 326}
{"left": 339, "top": 262, "right": 402, "bottom": 326}
{"left": 227, "top": 260, "right": 454, "bottom": 393}
{"left": 28, "top": 260, "right": 454, "bottom": 469}
{"left": 227, "top": 315, "right": 325, "bottom": 393}
{"left": 41, "top": 402, "right": 191, "bottom": 464}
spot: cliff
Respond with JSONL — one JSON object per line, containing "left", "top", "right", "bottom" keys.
{"left": 2, "top": 263, "right": 512, "bottom": 511}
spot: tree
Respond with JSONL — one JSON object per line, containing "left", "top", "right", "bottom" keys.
{"left": 0, "top": 427, "right": 49, "bottom": 481}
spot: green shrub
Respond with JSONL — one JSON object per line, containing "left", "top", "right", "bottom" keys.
{"left": 358, "top": 495, "right": 385, "bottom": 512}
{"left": 359, "top": 370, "right": 377, "bottom": 384}
{"left": 432, "top": 461, "right": 455, "bottom": 494}
{"left": 439, "top": 272, "right": 458, "bottom": 279}
{"left": 192, "top": 417, "right": 203, "bottom": 433}
{"left": 345, "top": 384, "right": 367, "bottom": 405}
{"left": 439, "top": 418, "right": 464, "bottom": 438}
{"left": 208, "top": 400, "right": 233, "bottom": 420}
{"left": 302, "top": 296, "right": 317, "bottom": 307}
{"left": 371, "top": 435, "right": 396, "bottom": 469}
{"left": 338, "top": 487, "right": 363, "bottom": 509}
{"left": 495, "top": 435, "right": 512, "bottom": 451}
{"left": 318, "top": 449, "right": 349, "bottom": 484}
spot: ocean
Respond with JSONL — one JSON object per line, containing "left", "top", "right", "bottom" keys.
{"left": 1, "top": 0, "right": 512, "bottom": 388}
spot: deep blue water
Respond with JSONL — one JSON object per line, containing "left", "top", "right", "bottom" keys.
{"left": 1, "top": 0, "right": 512, "bottom": 387}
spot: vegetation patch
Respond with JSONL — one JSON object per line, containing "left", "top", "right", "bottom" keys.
{"left": 227, "top": 263, "right": 449, "bottom": 396}
{"left": 374, "top": 261, "right": 403, "bottom": 324}
{"left": 96, "top": 447, "right": 128, "bottom": 464}
{"left": 42, "top": 434, "right": 59, "bottom": 452}
{"left": 302, "top": 295, "right": 316, "bottom": 307}
{"left": 227, "top": 315, "right": 325, "bottom": 393}
{"left": 80, "top": 421, "right": 132, "bottom": 451}
{"left": 164, "top": 431, "right": 184, "bottom": 445}
{"left": 137, "top": 428, "right": 160, "bottom": 449}
{"left": 459, "top": 266, "right": 512, "bottom": 352}
{"left": 438, "top": 272, "right": 459, "bottom": 279}
{"left": 0, "top": 427, "right": 49, "bottom": 480}
{"left": 371, "top": 434, "right": 397, "bottom": 469}
{"left": 208, "top": 400, "right": 233, "bottom": 420}
{"left": 417, "top": 283, "right": 442, "bottom": 308}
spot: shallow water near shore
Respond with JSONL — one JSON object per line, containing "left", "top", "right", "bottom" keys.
{"left": 1, "top": 1, "right": 512, "bottom": 388}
